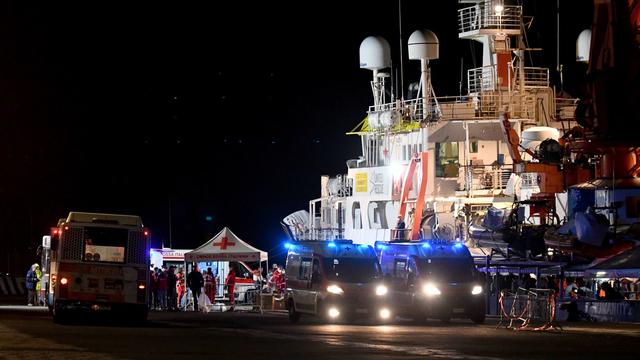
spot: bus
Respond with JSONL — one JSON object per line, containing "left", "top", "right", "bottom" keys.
{"left": 45, "top": 212, "right": 150, "bottom": 322}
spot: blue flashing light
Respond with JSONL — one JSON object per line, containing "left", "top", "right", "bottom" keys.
{"left": 376, "top": 244, "right": 388, "bottom": 251}
{"left": 453, "top": 242, "right": 464, "bottom": 249}
{"left": 284, "top": 242, "right": 293, "bottom": 250}
{"left": 422, "top": 243, "right": 432, "bottom": 249}
{"left": 328, "top": 242, "right": 337, "bottom": 248}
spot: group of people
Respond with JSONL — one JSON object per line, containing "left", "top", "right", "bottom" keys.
{"left": 149, "top": 265, "right": 181, "bottom": 311}
{"left": 185, "top": 265, "right": 226, "bottom": 312}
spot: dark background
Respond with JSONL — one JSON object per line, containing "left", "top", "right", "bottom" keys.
{"left": 0, "top": 1, "right": 592, "bottom": 272}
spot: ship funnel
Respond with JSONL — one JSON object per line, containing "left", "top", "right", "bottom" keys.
{"left": 408, "top": 30, "right": 439, "bottom": 60}
{"left": 576, "top": 29, "right": 591, "bottom": 63}
{"left": 359, "top": 36, "right": 391, "bottom": 70}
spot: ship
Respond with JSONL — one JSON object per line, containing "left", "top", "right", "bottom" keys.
{"left": 282, "top": 0, "right": 640, "bottom": 266}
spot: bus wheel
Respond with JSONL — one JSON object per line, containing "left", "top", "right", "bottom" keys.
{"left": 52, "top": 308, "right": 67, "bottom": 324}
{"left": 470, "top": 311, "right": 485, "bottom": 324}
{"left": 288, "top": 300, "right": 301, "bottom": 323}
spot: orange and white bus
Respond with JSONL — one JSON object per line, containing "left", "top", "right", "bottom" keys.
{"left": 45, "top": 212, "right": 150, "bottom": 322}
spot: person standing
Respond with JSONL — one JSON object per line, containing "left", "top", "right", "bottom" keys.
{"left": 34, "top": 264, "right": 43, "bottom": 306}
{"left": 187, "top": 266, "right": 204, "bottom": 312}
{"left": 167, "top": 266, "right": 177, "bottom": 311}
{"left": 225, "top": 264, "right": 237, "bottom": 312}
{"left": 204, "top": 267, "right": 216, "bottom": 304}
{"left": 396, "top": 215, "right": 406, "bottom": 241}
{"left": 157, "top": 267, "right": 168, "bottom": 311}
{"left": 151, "top": 267, "right": 159, "bottom": 310}
{"left": 25, "top": 264, "right": 40, "bottom": 306}
{"left": 176, "top": 267, "right": 186, "bottom": 309}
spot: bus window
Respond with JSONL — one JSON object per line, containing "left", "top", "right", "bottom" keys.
{"left": 83, "top": 227, "right": 128, "bottom": 263}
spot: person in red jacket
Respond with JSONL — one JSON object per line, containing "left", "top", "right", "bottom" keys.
{"left": 176, "top": 267, "right": 186, "bottom": 310}
{"left": 225, "top": 264, "right": 237, "bottom": 312}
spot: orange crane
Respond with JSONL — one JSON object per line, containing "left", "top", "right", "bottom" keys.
{"left": 397, "top": 151, "right": 429, "bottom": 240}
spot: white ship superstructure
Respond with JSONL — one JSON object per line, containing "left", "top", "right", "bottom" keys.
{"left": 284, "top": 0, "right": 578, "bottom": 246}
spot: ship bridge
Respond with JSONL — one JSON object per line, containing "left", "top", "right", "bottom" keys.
{"left": 458, "top": 1, "right": 523, "bottom": 40}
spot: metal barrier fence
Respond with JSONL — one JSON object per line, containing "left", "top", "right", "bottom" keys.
{"left": 497, "top": 287, "right": 563, "bottom": 331}
{"left": 180, "top": 284, "right": 264, "bottom": 313}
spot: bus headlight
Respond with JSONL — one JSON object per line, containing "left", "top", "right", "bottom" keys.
{"left": 379, "top": 308, "right": 391, "bottom": 319}
{"left": 327, "top": 285, "right": 344, "bottom": 295}
{"left": 423, "top": 283, "right": 441, "bottom": 296}
{"left": 328, "top": 307, "right": 340, "bottom": 318}
{"left": 375, "top": 284, "right": 388, "bottom": 296}
{"left": 471, "top": 285, "right": 483, "bottom": 295}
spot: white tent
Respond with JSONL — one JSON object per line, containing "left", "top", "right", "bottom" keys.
{"left": 184, "top": 227, "right": 268, "bottom": 262}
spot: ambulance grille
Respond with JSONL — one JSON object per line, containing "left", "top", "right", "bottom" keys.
{"left": 127, "top": 231, "right": 147, "bottom": 265}
{"left": 61, "top": 228, "right": 84, "bottom": 261}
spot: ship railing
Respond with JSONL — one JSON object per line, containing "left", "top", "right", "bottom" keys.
{"left": 304, "top": 228, "right": 345, "bottom": 241}
{"left": 554, "top": 97, "right": 579, "bottom": 121}
{"left": 459, "top": 163, "right": 513, "bottom": 192}
{"left": 468, "top": 66, "right": 497, "bottom": 94}
{"left": 365, "top": 93, "right": 539, "bottom": 128}
{"left": 367, "top": 98, "right": 442, "bottom": 122}
{"left": 515, "top": 67, "right": 550, "bottom": 88}
{"left": 458, "top": 4, "right": 522, "bottom": 35}
{"left": 468, "top": 65, "right": 550, "bottom": 93}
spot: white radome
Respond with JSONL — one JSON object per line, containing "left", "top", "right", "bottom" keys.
{"left": 359, "top": 36, "right": 391, "bottom": 70}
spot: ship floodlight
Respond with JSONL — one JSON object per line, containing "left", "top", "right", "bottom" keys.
{"left": 494, "top": 4, "right": 504, "bottom": 14}
{"left": 327, "top": 284, "right": 344, "bottom": 295}
{"left": 472, "top": 285, "right": 483, "bottom": 295}
{"left": 390, "top": 162, "right": 404, "bottom": 178}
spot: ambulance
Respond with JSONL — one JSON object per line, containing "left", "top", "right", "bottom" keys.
{"left": 284, "top": 240, "right": 391, "bottom": 323}
{"left": 375, "top": 240, "right": 486, "bottom": 323}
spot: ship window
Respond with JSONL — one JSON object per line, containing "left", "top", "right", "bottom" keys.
{"left": 470, "top": 141, "right": 478, "bottom": 153}
{"left": 435, "top": 142, "right": 460, "bottom": 178}
{"left": 352, "top": 202, "right": 362, "bottom": 229}
{"left": 368, "top": 201, "right": 388, "bottom": 229}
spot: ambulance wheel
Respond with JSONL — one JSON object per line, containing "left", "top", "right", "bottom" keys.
{"left": 288, "top": 300, "right": 301, "bottom": 323}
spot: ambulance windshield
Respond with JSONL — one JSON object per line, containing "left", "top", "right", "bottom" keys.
{"left": 323, "top": 257, "right": 382, "bottom": 283}
{"left": 417, "top": 257, "right": 474, "bottom": 282}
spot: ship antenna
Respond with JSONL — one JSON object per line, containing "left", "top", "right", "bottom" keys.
{"left": 398, "top": 0, "right": 405, "bottom": 100}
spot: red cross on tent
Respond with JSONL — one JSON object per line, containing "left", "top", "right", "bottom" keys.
{"left": 213, "top": 236, "right": 235, "bottom": 250}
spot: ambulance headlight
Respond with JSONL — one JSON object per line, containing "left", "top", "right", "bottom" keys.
{"left": 471, "top": 285, "right": 483, "bottom": 295}
{"left": 327, "top": 285, "right": 344, "bottom": 295}
{"left": 423, "top": 283, "right": 441, "bottom": 296}
{"left": 375, "top": 284, "right": 388, "bottom": 296}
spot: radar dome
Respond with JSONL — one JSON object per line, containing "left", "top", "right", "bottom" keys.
{"left": 359, "top": 36, "right": 391, "bottom": 70}
{"left": 576, "top": 29, "right": 591, "bottom": 63}
{"left": 408, "top": 30, "right": 439, "bottom": 60}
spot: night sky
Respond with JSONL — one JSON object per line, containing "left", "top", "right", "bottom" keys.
{"left": 0, "top": 1, "right": 592, "bottom": 269}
